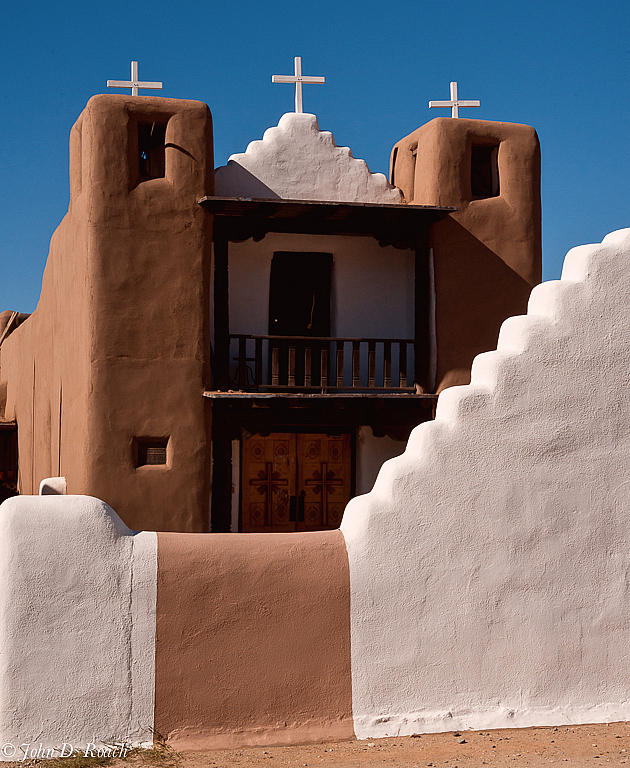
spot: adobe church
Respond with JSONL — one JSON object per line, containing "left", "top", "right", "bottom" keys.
{"left": 0, "top": 80, "right": 541, "bottom": 533}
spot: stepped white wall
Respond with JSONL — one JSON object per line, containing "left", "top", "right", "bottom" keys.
{"left": 341, "top": 228, "right": 630, "bottom": 737}
{"left": 215, "top": 113, "right": 403, "bottom": 204}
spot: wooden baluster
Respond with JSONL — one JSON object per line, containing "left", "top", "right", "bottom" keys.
{"left": 383, "top": 341, "right": 391, "bottom": 389}
{"left": 304, "top": 343, "right": 312, "bottom": 387}
{"left": 272, "top": 344, "right": 279, "bottom": 387}
{"left": 336, "top": 341, "right": 344, "bottom": 389}
{"left": 399, "top": 341, "right": 407, "bottom": 388}
{"left": 368, "top": 340, "right": 376, "bottom": 388}
{"left": 238, "top": 337, "right": 247, "bottom": 388}
{"left": 352, "top": 341, "right": 360, "bottom": 388}
{"left": 288, "top": 344, "right": 296, "bottom": 387}
{"left": 255, "top": 338, "right": 262, "bottom": 387}
{"left": 320, "top": 346, "right": 328, "bottom": 389}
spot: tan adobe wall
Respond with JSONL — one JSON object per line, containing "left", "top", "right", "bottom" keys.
{"left": 391, "top": 118, "right": 541, "bottom": 391}
{"left": 1, "top": 113, "right": 93, "bottom": 495}
{"left": 154, "top": 529, "right": 353, "bottom": 748}
{"left": 1, "top": 95, "right": 214, "bottom": 531}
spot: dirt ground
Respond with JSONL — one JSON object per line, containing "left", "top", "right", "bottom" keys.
{"left": 7, "top": 723, "right": 630, "bottom": 768}
{"left": 167, "top": 723, "right": 630, "bottom": 768}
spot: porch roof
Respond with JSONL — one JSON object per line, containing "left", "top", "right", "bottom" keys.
{"left": 198, "top": 196, "right": 456, "bottom": 248}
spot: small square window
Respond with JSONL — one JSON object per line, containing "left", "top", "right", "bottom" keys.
{"left": 138, "top": 122, "right": 167, "bottom": 180}
{"left": 135, "top": 437, "right": 169, "bottom": 467}
{"left": 471, "top": 144, "right": 499, "bottom": 199}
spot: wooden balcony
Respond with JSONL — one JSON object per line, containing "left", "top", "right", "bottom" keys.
{"left": 226, "top": 335, "right": 417, "bottom": 393}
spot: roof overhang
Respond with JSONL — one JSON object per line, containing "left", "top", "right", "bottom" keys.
{"left": 198, "top": 196, "right": 456, "bottom": 249}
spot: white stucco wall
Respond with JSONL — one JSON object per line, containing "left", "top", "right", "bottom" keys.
{"left": 215, "top": 113, "right": 403, "bottom": 204}
{"left": 0, "top": 495, "right": 157, "bottom": 757}
{"left": 341, "top": 228, "right": 630, "bottom": 737}
{"left": 225, "top": 233, "right": 414, "bottom": 340}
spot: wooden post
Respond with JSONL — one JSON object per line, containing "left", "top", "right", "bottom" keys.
{"left": 213, "top": 225, "right": 230, "bottom": 391}
{"left": 210, "top": 406, "right": 233, "bottom": 532}
{"left": 415, "top": 232, "right": 432, "bottom": 392}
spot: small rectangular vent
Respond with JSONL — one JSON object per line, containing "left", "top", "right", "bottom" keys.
{"left": 136, "top": 438, "right": 169, "bottom": 467}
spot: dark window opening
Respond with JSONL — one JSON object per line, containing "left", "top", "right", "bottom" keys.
{"left": 471, "top": 144, "right": 499, "bottom": 199}
{"left": 138, "top": 122, "right": 167, "bottom": 180}
{"left": 269, "top": 252, "right": 332, "bottom": 337}
{"left": 135, "top": 437, "right": 169, "bottom": 467}
{"left": 268, "top": 252, "right": 333, "bottom": 386}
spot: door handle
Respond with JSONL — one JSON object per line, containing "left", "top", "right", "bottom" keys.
{"left": 298, "top": 490, "right": 305, "bottom": 522}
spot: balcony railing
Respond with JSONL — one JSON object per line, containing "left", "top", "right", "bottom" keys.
{"left": 227, "top": 334, "right": 416, "bottom": 393}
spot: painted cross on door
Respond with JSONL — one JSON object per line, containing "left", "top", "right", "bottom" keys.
{"left": 241, "top": 433, "right": 351, "bottom": 532}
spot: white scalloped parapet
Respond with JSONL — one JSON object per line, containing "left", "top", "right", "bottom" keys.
{"left": 340, "top": 228, "right": 630, "bottom": 738}
{"left": 215, "top": 113, "right": 403, "bottom": 203}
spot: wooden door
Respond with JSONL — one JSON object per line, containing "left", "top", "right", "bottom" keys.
{"left": 241, "top": 433, "right": 295, "bottom": 533}
{"left": 241, "top": 433, "right": 351, "bottom": 532}
{"left": 297, "top": 434, "right": 350, "bottom": 531}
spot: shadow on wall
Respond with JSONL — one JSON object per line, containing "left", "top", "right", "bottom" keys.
{"left": 215, "top": 162, "right": 281, "bottom": 199}
{"left": 434, "top": 217, "right": 534, "bottom": 392}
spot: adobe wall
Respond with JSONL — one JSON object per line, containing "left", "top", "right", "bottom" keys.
{"left": 341, "top": 228, "right": 630, "bottom": 737}
{"left": 0, "top": 494, "right": 352, "bottom": 754}
{"left": 2, "top": 229, "right": 630, "bottom": 750}
{"left": 154, "top": 530, "right": 353, "bottom": 748}
{"left": 1, "top": 113, "right": 93, "bottom": 496}
{"left": 391, "top": 118, "right": 541, "bottom": 391}
{"left": 83, "top": 96, "right": 214, "bottom": 532}
{"left": 2, "top": 96, "right": 214, "bottom": 532}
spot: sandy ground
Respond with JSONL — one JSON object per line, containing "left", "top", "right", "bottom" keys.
{"left": 7, "top": 723, "right": 630, "bottom": 768}
{"left": 138, "top": 722, "right": 630, "bottom": 768}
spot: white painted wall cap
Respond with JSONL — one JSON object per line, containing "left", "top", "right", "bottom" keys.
{"left": 39, "top": 476, "right": 67, "bottom": 495}
{"left": 0, "top": 493, "right": 133, "bottom": 538}
{"left": 215, "top": 113, "right": 403, "bottom": 204}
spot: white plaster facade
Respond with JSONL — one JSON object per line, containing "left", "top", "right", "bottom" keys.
{"left": 341, "top": 228, "right": 630, "bottom": 737}
{"left": 227, "top": 234, "right": 414, "bottom": 340}
{"left": 0, "top": 496, "right": 157, "bottom": 756}
{"left": 215, "top": 113, "right": 403, "bottom": 204}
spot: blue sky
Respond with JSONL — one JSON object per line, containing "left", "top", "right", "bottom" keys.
{"left": 1, "top": 0, "right": 629, "bottom": 313}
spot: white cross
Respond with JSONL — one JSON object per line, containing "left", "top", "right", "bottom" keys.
{"left": 107, "top": 61, "right": 163, "bottom": 96}
{"left": 271, "top": 57, "right": 325, "bottom": 113}
{"left": 429, "top": 81, "right": 480, "bottom": 118}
